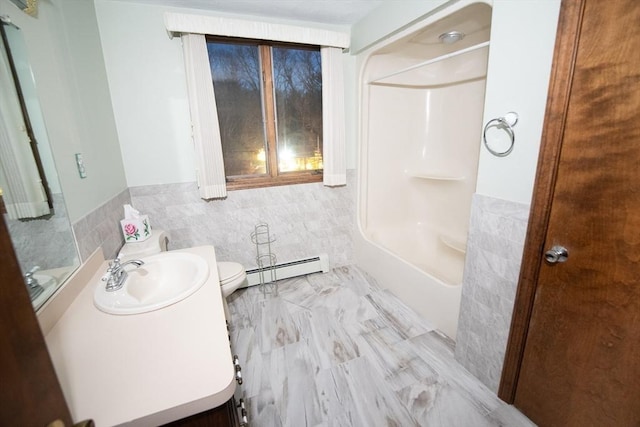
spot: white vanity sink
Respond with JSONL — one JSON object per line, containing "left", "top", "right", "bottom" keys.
{"left": 43, "top": 246, "right": 235, "bottom": 426}
{"left": 94, "top": 252, "right": 209, "bottom": 315}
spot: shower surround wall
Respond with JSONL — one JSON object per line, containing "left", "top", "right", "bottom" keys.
{"left": 454, "top": 193, "right": 530, "bottom": 392}
{"left": 129, "top": 171, "right": 356, "bottom": 270}
{"left": 357, "top": 1, "right": 492, "bottom": 339}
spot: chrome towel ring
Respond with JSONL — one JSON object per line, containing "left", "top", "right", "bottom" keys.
{"left": 483, "top": 112, "right": 519, "bottom": 157}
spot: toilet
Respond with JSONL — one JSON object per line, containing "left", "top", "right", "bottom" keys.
{"left": 217, "top": 261, "right": 247, "bottom": 298}
{"left": 217, "top": 261, "right": 247, "bottom": 319}
{"left": 118, "top": 230, "right": 246, "bottom": 315}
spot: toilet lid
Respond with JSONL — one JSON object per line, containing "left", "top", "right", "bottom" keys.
{"left": 218, "top": 262, "right": 245, "bottom": 285}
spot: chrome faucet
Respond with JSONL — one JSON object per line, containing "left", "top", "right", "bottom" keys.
{"left": 102, "top": 258, "right": 145, "bottom": 292}
{"left": 25, "top": 265, "right": 44, "bottom": 300}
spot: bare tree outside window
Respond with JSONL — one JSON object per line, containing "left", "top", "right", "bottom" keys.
{"left": 208, "top": 41, "right": 266, "bottom": 176}
{"left": 208, "top": 38, "right": 323, "bottom": 188}
{"left": 273, "top": 47, "right": 323, "bottom": 172}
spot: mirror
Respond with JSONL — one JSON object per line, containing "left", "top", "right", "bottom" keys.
{"left": 0, "top": 16, "right": 79, "bottom": 310}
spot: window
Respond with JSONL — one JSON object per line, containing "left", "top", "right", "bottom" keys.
{"left": 207, "top": 38, "right": 323, "bottom": 189}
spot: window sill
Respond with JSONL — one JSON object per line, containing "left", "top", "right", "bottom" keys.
{"left": 226, "top": 173, "right": 323, "bottom": 190}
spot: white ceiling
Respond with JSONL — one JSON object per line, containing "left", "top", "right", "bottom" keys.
{"left": 105, "top": 0, "right": 385, "bottom": 25}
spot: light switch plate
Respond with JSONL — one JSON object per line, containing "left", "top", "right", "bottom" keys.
{"left": 75, "top": 153, "right": 87, "bottom": 179}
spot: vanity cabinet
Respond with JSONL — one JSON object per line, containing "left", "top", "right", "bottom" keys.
{"left": 161, "top": 298, "right": 247, "bottom": 427}
{"left": 162, "top": 396, "right": 239, "bottom": 427}
{"left": 42, "top": 246, "right": 240, "bottom": 426}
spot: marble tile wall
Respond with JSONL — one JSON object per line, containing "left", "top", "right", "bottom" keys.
{"left": 5, "top": 193, "right": 78, "bottom": 272}
{"left": 129, "top": 170, "right": 356, "bottom": 270}
{"left": 454, "top": 193, "right": 530, "bottom": 393}
{"left": 72, "top": 188, "right": 131, "bottom": 262}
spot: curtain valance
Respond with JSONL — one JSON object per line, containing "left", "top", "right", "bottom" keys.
{"left": 164, "top": 12, "right": 350, "bottom": 48}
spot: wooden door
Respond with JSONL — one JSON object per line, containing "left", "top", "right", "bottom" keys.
{"left": 499, "top": 0, "right": 640, "bottom": 425}
{"left": 0, "top": 216, "right": 73, "bottom": 425}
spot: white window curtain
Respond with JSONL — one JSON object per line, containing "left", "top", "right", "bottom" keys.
{"left": 0, "top": 41, "right": 49, "bottom": 219}
{"left": 321, "top": 47, "right": 347, "bottom": 186}
{"left": 169, "top": 13, "right": 348, "bottom": 194}
{"left": 180, "top": 33, "right": 227, "bottom": 199}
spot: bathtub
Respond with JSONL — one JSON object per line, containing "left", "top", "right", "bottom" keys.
{"left": 356, "top": 1, "right": 492, "bottom": 339}
{"left": 369, "top": 223, "right": 466, "bottom": 286}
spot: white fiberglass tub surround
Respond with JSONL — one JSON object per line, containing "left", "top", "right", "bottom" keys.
{"left": 357, "top": 2, "right": 491, "bottom": 339}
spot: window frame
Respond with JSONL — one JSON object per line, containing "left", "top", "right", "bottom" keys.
{"left": 206, "top": 36, "right": 323, "bottom": 190}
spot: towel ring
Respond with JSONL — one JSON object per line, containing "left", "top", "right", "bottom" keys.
{"left": 483, "top": 112, "right": 518, "bottom": 157}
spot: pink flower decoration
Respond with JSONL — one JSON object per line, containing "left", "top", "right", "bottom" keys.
{"left": 124, "top": 223, "right": 137, "bottom": 235}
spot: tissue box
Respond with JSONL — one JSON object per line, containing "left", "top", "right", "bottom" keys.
{"left": 120, "top": 216, "right": 151, "bottom": 242}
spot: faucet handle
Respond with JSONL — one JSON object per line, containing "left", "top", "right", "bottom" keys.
{"left": 103, "top": 257, "right": 122, "bottom": 282}
{"left": 25, "top": 265, "right": 40, "bottom": 278}
{"left": 25, "top": 266, "right": 40, "bottom": 286}
{"left": 107, "top": 257, "right": 122, "bottom": 272}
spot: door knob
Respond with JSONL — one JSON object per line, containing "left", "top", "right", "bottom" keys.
{"left": 544, "top": 245, "right": 568, "bottom": 264}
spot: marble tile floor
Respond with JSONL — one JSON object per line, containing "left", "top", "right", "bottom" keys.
{"left": 227, "top": 266, "right": 535, "bottom": 427}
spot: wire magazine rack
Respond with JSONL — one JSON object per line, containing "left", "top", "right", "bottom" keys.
{"left": 250, "top": 222, "right": 278, "bottom": 296}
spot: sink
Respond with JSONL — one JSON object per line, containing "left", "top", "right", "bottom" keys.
{"left": 94, "top": 252, "right": 210, "bottom": 315}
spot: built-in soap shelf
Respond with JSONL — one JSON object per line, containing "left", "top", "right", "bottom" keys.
{"left": 368, "top": 41, "right": 490, "bottom": 87}
{"left": 439, "top": 234, "right": 467, "bottom": 254}
{"left": 408, "top": 171, "right": 465, "bottom": 181}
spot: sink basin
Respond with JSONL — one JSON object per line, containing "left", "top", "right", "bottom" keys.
{"left": 94, "top": 252, "right": 209, "bottom": 315}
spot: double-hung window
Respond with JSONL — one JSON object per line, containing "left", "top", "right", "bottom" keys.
{"left": 166, "top": 12, "right": 348, "bottom": 199}
{"left": 207, "top": 38, "right": 323, "bottom": 189}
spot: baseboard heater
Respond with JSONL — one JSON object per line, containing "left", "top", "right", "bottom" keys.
{"left": 243, "top": 253, "right": 329, "bottom": 287}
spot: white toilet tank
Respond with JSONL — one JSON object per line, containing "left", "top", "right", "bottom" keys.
{"left": 118, "top": 230, "right": 167, "bottom": 261}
